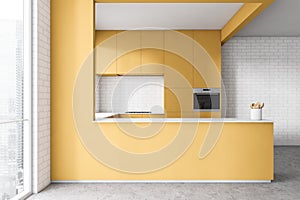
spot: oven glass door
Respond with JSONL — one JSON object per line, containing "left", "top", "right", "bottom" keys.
{"left": 194, "top": 93, "right": 220, "bottom": 111}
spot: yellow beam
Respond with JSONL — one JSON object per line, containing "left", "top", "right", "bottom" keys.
{"left": 221, "top": 0, "right": 274, "bottom": 44}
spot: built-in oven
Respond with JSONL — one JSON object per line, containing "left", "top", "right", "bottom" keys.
{"left": 193, "top": 88, "right": 220, "bottom": 112}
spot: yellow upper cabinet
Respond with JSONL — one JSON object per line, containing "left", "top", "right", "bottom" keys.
{"left": 164, "top": 30, "right": 194, "bottom": 64}
{"left": 164, "top": 31, "right": 194, "bottom": 88}
{"left": 94, "top": 30, "right": 222, "bottom": 88}
{"left": 141, "top": 49, "right": 164, "bottom": 74}
{"left": 116, "top": 31, "right": 142, "bottom": 74}
{"left": 117, "top": 50, "right": 142, "bottom": 74}
{"left": 141, "top": 31, "right": 164, "bottom": 74}
{"left": 164, "top": 51, "right": 193, "bottom": 89}
{"left": 178, "top": 30, "right": 194, "bottom": 40}
{"left": 193, "top": 31, "right": 221, "bottom": 88}
{"left": 141, "top": 30, "right": 164, "bottom": 49}
{"left": 94, "top": 31, "right": 117, "bottom": 75}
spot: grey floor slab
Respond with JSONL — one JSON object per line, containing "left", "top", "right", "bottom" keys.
{"left": 28, "top": 146, "right": 300, "bottom": 200}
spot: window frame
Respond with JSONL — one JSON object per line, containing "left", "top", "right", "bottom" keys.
{"left": 10, "top": 0, "right": 32, "bottom": 199}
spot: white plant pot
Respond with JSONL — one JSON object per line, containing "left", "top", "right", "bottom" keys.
{"left": 250, "top": 109, "right": 262, "bottom": 120}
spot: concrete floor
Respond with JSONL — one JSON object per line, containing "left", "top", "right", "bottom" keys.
{"left": 28, "top": 146, "right": 300, "bottom": 200}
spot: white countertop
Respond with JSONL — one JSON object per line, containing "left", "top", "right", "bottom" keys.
{"left": 93, "top": 117, "right": 273, "bottom": 123}
{"left": 95, "top": 112, "right": 165, "bottom": 119}
{"left": 95, "top": 113, "right": 116, "bottom": 119}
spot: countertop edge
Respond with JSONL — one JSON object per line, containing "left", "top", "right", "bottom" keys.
{"left": 93, "top": 118, "right": 273, "bottom": 123}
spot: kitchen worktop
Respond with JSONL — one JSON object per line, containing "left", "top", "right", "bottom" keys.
{"left": 95, "top": 112, "right": 165, "bottom": 118}
{"left": 94, "top": 115, "right": 273, "bottom": 123}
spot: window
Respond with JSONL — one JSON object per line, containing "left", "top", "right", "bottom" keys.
{"left": 0, "top": 0, "right": 32, "bottom": 199}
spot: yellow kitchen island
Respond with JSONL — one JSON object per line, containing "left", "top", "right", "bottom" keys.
{"left": 50, "top": 0, "right": 276, "bottom": 183}
{"left": 52, "top": 117, "right": 273, "bottom": 182}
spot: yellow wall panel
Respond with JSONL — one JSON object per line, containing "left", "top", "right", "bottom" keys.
{"left": 51, "top": 0, "right": 95, "bottom": 180}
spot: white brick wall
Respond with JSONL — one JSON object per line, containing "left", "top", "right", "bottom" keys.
{"left": 222, "top": 37, "right": 300, "bottom": 145}
{"left": 32, "top": 0, "right": 50, "bottom": 193}
{"left": 96, "top": 75, "right": 164, "bottom": 113}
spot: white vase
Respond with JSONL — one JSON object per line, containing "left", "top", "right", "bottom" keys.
{"left": 250, "top": 109, "right": 262, "bottom": 120}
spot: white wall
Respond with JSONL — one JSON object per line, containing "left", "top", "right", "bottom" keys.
{"left": 222, "top": 37, "right": 300, "bottom": 145}
{"left": 96, "top": 75, "right": 164, "bottom": 114}
{"left": 32, "top": 0, "right": 50, "bottom": 193}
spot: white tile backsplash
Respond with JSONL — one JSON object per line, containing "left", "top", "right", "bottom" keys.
{"left": 222, "top": 37, "right": 300, "bottom": 145}
{"left": 96, "top": 75, "right": 164, "bottom": 113}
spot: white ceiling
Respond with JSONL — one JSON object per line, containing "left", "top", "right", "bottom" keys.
{"left": 95, "top": 3, "right": 244, "bottom": 30}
